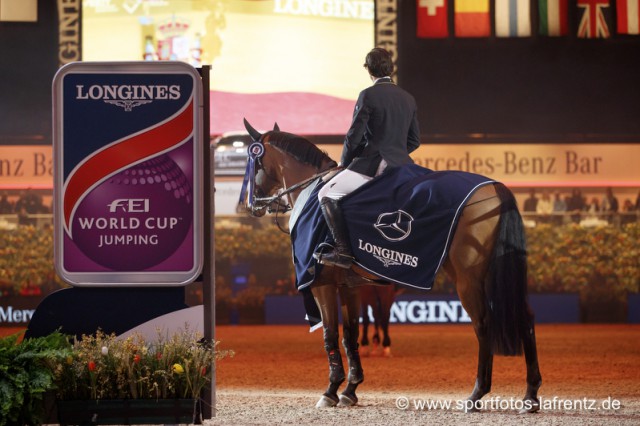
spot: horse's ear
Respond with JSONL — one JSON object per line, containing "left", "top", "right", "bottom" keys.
{"left": 243, "top": 118, "right": 262, "bottom": 141}
{"left": 273, "top": 122, "right": 280, "bottom": 132}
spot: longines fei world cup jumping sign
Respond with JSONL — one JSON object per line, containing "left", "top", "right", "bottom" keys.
{"left": 53, "top": 62, "right": 203, "bottom": 286}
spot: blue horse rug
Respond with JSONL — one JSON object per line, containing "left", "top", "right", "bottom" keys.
{"left": 289, "top": 164, "right": 495, "bottom": 330}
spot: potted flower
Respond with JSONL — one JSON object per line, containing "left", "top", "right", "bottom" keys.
{"left": 0, "top": 331, "right": 71, "bottom": 426}
{"left": 53, "top": 328, "right": 233, "bottom": 425}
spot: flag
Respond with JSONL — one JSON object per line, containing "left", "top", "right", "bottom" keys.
{"left": 417, "top": 0, "right": 449, "bottom": 38}
{"left": 616, "top": 0, "right": 640, "bottom": 34}
{"left": 455, "top": 0, "right": 490, "bottom": 37}
{"left": 576, "top": 0, "right": 612, "bottom": 38}
{"left": 538, "top": 0, "right": 569, "bottom": 36}
{"left": 495, "top": 0, "right": 531, "bottom": 37}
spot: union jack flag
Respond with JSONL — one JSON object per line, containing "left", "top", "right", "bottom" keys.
{"left": 577, "top": 0, "right": 612, "bottom": 38}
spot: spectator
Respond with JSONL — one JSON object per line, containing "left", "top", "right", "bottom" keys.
{"left": 0, "top": 192, "right": 14, "bottom": 214}
{"left": 585, "top": 197, "right": 601, "bottom": 218}
{"left": 621, "top": 199, "right": 636, "bottom": 225}
{"left": 14, "top": 188, "right": 45, "bottom": 214}
{"left": 601, "top": 187, "right": 619, "bottom": 222}
{"left": 523, "top": 188, "right": 539, "bottom": 212}
{"left": 601, "top": 187, "right": 619, "bottom": 214}
{"left": 552, "top": 192, "right": 567, "bottom": 225}
{"left": 536, "top": 191, "right": 553, "bottom": 223}
{"left": 567, "top": 188, "right": 585, "bottom": 223}
{"left": 634, "top": 190, "right": 640, "bottom": 211}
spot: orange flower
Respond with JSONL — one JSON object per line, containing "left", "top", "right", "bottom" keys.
{"left": 88, "top": 361, "right": 96, "bottom": 371}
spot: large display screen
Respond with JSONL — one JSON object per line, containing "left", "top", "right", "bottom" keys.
{"left": 82, "top": 0, "right": 375, "bottom": 135}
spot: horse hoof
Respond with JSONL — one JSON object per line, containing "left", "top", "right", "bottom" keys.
{"left": 383, "top": 347, "right": 392, "bottom": 357}
{"left": 338, "top": 393, "right": 358, "bottom": 407}
{"left": 315, "top": 395, "right": 338, "bottom": 408}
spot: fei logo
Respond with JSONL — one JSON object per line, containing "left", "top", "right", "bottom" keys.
{"left": 108, "top": 199, "right": 150, "bottom": 213}
{"left": 374, "top": 210, "right": 414, "bottom": 242}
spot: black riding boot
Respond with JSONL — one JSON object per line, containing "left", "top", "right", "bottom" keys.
{"left": 316, "top": 197, "right": 353, "bottom": 269}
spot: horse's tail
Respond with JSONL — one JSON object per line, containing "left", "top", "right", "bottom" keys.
{"left": 486, "top": 183, "right": 531, "bottom": 356}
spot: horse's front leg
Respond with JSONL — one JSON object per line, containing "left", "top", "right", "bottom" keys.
{"left": 311, "top": 284, "right": 345, "bottom": 408}
{"left": 520, "top": 306, "right": 542, "bottom": 413}
{"left": 338, "top": 285, "right": 364, "bottom": 407}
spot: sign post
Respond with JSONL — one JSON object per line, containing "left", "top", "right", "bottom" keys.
{"left": 49, "top": 61, "right": 215, "bottom": 418}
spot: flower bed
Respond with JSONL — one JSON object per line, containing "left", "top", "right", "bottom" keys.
{"left": 1, "top": 222, "right": 638, "bottom": 304}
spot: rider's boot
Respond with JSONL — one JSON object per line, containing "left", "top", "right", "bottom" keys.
{"left": 316, "top": 197, "right": 353, "bottom": 269}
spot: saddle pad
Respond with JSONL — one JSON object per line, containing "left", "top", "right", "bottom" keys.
{"left": 341, "top": 164, "right": 494, "bottom": 290}
{"left": 290, "top": 164, "right": 495, "bottom": 293}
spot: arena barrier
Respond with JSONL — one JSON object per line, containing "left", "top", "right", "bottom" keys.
{"left": 264, "top": 293, "right": 581, "bottom": 325}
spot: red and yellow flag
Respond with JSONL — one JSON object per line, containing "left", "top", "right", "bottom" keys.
{"left": 455, "top": 0, "right": 491, "bottom": 37}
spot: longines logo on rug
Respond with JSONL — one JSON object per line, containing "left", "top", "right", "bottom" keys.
{"left": 374, "top": 210, "right": 414, "bottom": 241}
{"left": 357, "top": 239, "right": 418, "bottom": 268}
{"left": 75, "top": 84, "right": 181, "bottom": 111}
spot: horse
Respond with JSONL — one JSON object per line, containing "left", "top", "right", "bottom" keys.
{"left": 360, "top": 285, "right": 396, "bottom": 357}
{"left": 240, "top": 120, "right": 542, "bottom": 412}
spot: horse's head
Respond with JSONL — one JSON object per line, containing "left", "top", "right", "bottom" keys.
{"left": 240, "top": 119, "right": 288, "bottom": 217}
{"left": 239, "top": 119, "right": 338, "bottom": 218}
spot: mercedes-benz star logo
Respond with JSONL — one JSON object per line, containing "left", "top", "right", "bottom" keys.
{"left": 374, "top": 210, "right": 414, "bottom": 242}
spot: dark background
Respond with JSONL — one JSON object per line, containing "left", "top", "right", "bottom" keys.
{"left": 397, "top": 0, "right": 640, "bottom": 141}
{"left": 1, "top": 1, "right": 639, "bottom": 144}
{"left": 0, "top": 0, "right": 58, "bottom": 145}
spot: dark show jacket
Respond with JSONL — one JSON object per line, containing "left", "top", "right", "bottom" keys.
{"left": 340, "top": 76, "right": 421, "bottom": 177}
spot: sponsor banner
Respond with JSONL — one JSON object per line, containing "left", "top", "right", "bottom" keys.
{"left": 0, "top": 146, "right": 53, "bottom": 188}
{"left": 263, "top": 293, "right": 580, "bottom": 325}
{"left": 52, "top": 62, "right": 203, "bottom": 286}
{"left": 0, "top": 297, "right": 41, "bottom": 327}
{"left": 4, "top": 143, "right": 640, "bottom": 189}
{"left": 319, "top": 143, "right": 640, "bottom": 186}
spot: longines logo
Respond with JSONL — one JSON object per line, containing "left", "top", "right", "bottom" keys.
{"left": 75, "top": 84, "right": 181, "bottom": 111}
{"left": 357, "top": 239, "right": 418, "bottom": 268}
{"left": 374, "top": 210, "right": 413, "bottom": 242}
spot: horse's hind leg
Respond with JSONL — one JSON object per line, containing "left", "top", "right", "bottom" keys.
{"left": 378, "top": 286, "right": 394, "bottom": 357}
{"left": 338, "top": 285, "right": 364, "bottom": 407}
{"left": 520, "top": 306, "right": 542, "bottom": 413}
{"left": 312, "top": 284, "right": 345, "bottom": 408}
{"left": 360, "top": 297, "right": 371, "bottom": 356}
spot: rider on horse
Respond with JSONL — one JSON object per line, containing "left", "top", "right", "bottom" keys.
{"left": 315, "top": 47, "right": 421, "bottom": 269}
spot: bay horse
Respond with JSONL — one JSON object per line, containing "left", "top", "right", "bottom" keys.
{"left": 360, "top": 285, "right": 396, "bottom": 357}
{"left": 240, "top": 120, "right": 541, "bottom": 412}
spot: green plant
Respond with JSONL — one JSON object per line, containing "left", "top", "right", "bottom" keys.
{"left": 0, "top": 331, "right": 72, "bottom": 426}
{"left": 54, "top": 328, "right": 233, "bottom": 401}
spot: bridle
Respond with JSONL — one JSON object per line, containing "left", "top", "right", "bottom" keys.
{"left": 237, "top": 138, "right": 339, "bottom": 233}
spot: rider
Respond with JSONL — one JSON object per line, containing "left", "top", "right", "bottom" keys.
{"left": 315, "top": 47, "right": 421, "bottom": 269}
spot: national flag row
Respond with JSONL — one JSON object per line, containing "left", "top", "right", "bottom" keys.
{"left": 417, "top": 0, "right": 640, "bottom": 38}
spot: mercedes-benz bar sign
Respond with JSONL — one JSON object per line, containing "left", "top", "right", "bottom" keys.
{"left": 53, "top": 62, "right": 203, "bottom": 286}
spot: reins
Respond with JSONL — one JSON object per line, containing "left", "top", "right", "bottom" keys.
{"left": 257, "top": 166, "right": 340, "bottom": 234}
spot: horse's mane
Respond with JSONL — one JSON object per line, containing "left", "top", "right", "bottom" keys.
{"left": 267, "top": 132, "right": 337, "bottom": 170}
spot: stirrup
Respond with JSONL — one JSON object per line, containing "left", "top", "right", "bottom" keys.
{"left": 313, "top": 243, "right": 353, "bottom": 269}
{"left": 314, "top": 251, "right": 353, "bottom": 269}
